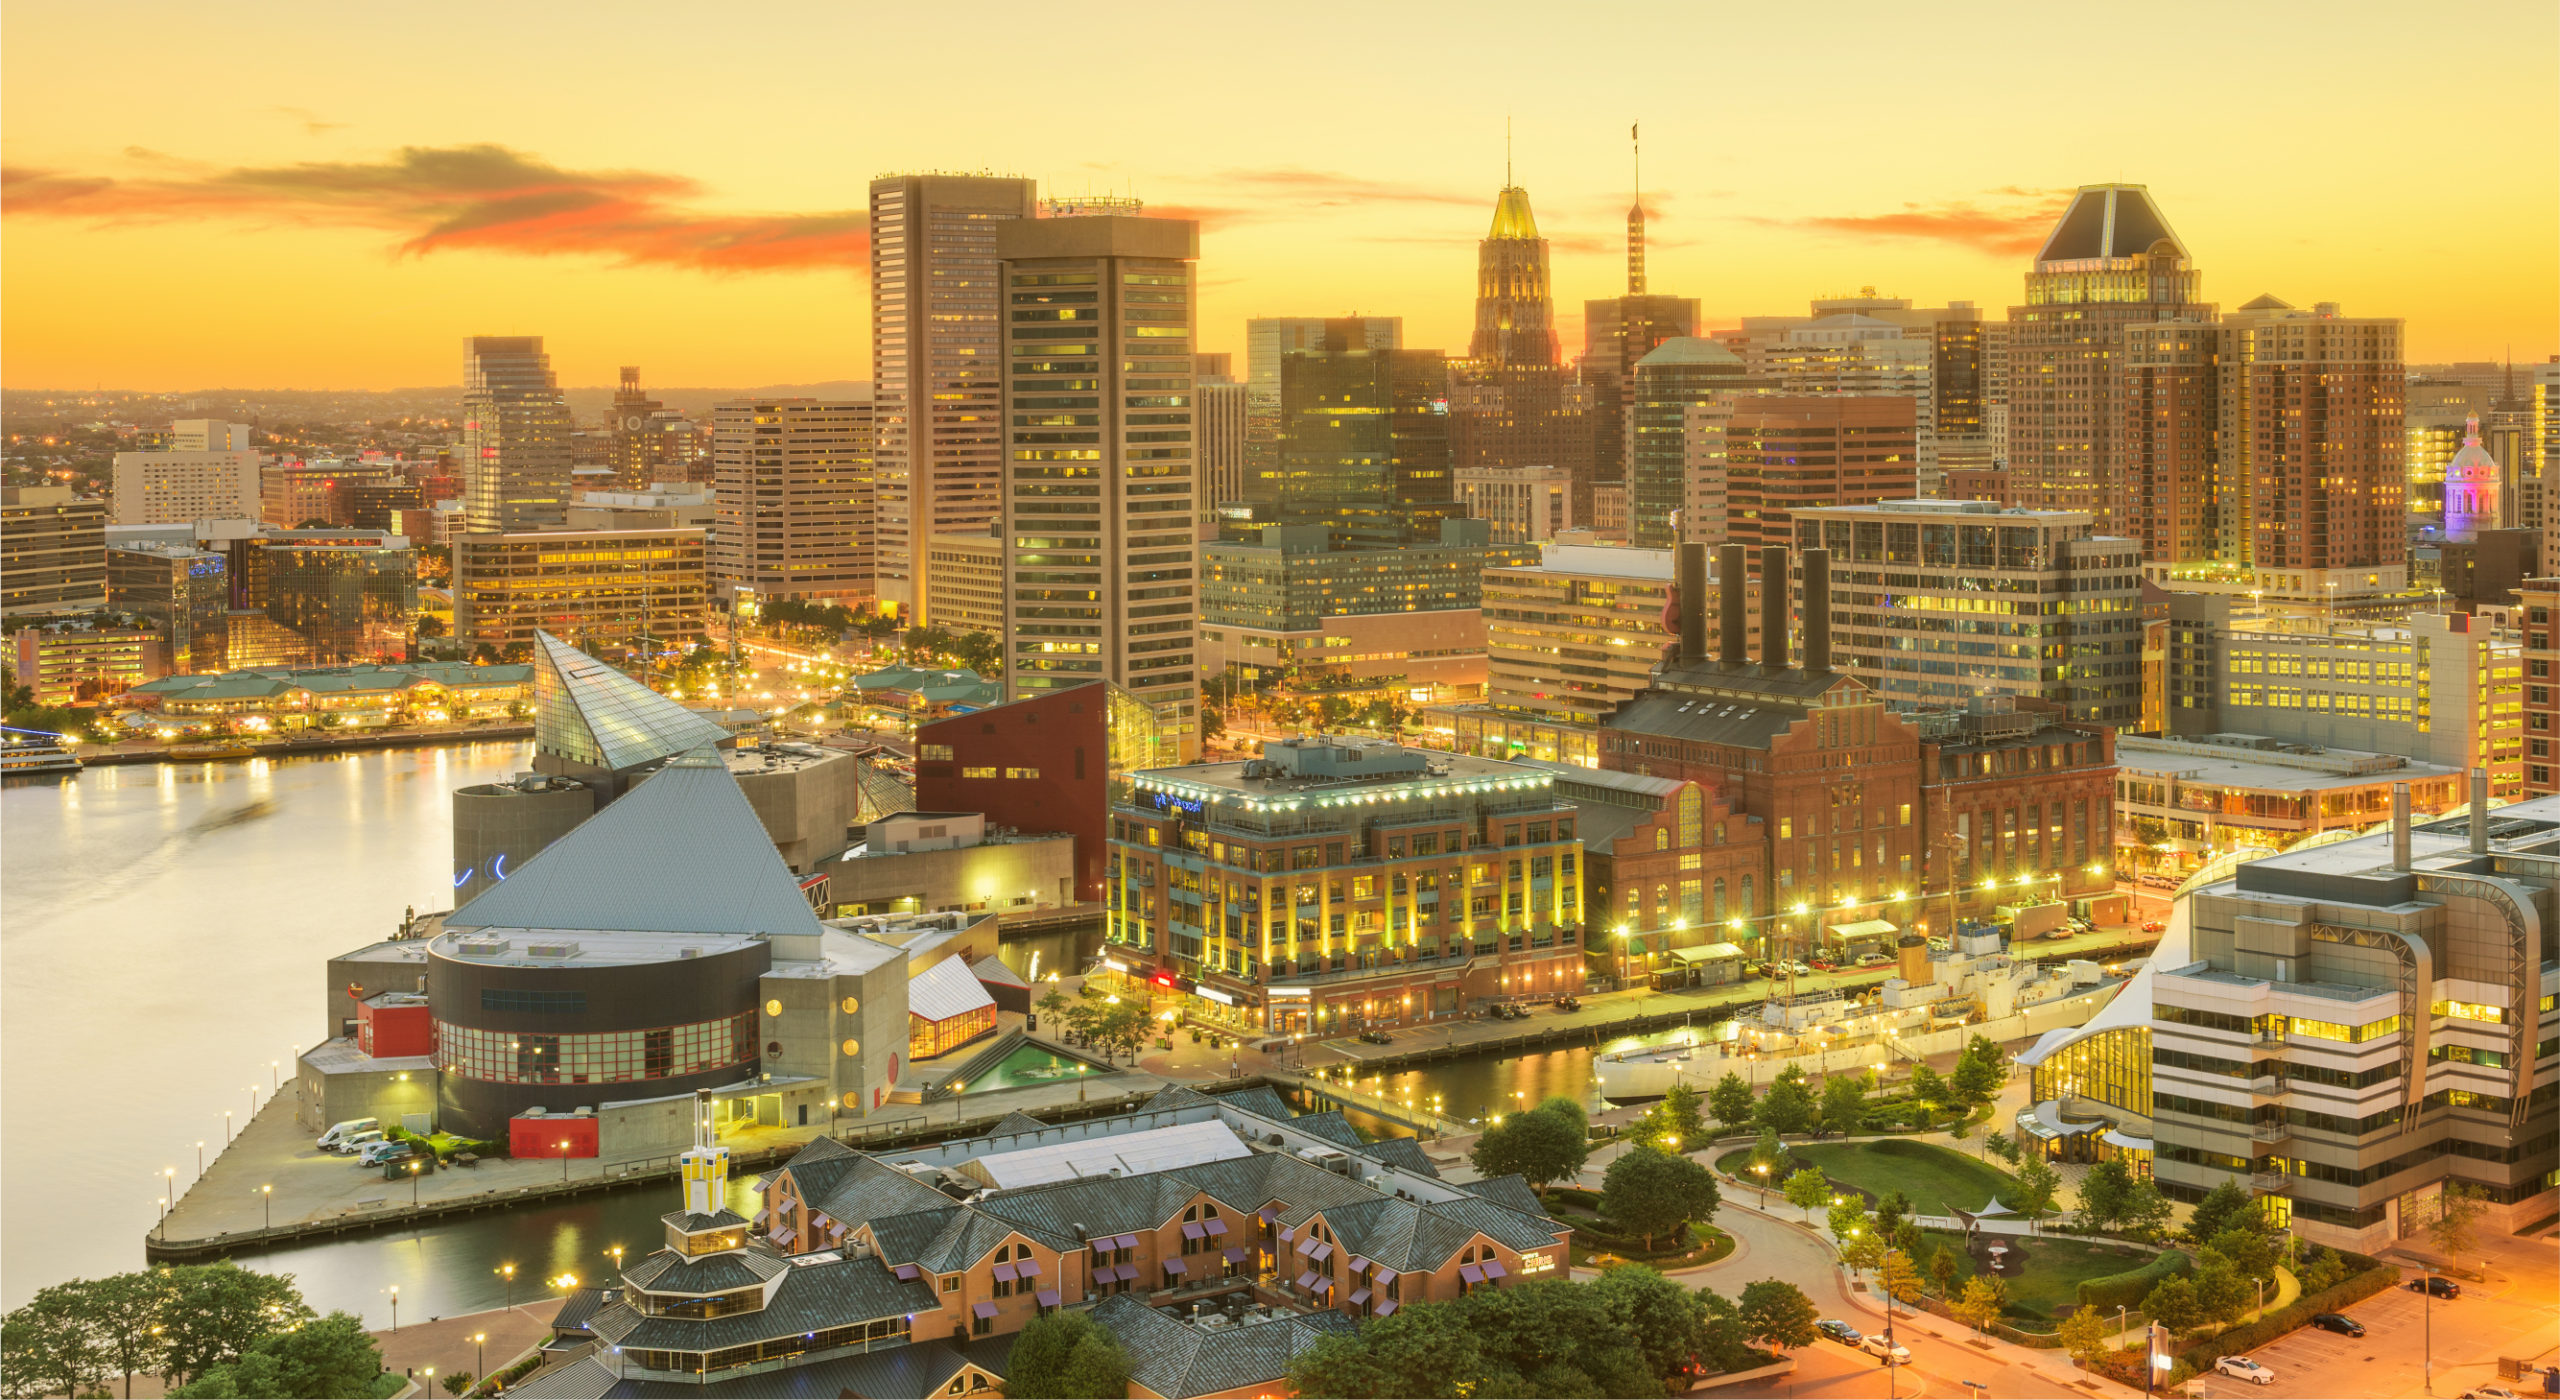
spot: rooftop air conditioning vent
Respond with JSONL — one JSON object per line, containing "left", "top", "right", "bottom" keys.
{"left": 527, "top": 942, "right": 581, "bottom": 959}
{"left": 457, "top": 938, "right": 510, "bottom": 956}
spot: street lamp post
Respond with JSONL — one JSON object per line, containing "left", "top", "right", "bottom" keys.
{"left": 387, "top": 1285, "right": 399, "bottom": 1334}
{"left": 2422, "top": 1265, "right": 2433, "bottom": 1395}
{"left": 409, "top": 1160, "right": 424, "bottom": 1207}
{"left": 559, "top": 1139, "right": 571, "bottom": 1183}
{"left": 162, "top": 1168, "right": 175, "bottom": 1214}
{"left": 498, "top": 1263, "right": 516, "bottom": 1310}
{"left": 473, "top": 1333, "right": 487, "bottom": 1390}
{"left": 1753, "top": 1163, "right": 1769, "bottom": 1207}
{"left": 260, "top": 1184, "right": 272, "bottom": 1230}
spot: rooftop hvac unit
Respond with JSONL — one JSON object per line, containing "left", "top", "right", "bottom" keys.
{"left": 526, "top": 942, "right": 580, "bottom": 959}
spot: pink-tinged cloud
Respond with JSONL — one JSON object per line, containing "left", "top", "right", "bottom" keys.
{"left": 1759, "top": 191, "right": 2072, "bottom": 258}
{"left": 1205, "top": 166, "right": 1488, "bottom": 210}
{"left": 1, "top": 145, "right": 867, "bottom": 273}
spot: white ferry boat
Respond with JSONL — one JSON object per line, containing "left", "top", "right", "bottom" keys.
{"left": 0, "top": 731, "right": 82, "bottom": 776}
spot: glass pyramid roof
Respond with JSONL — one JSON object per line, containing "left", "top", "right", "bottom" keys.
{"left": 532, "top": 631, "right": 734, "bottom": 773}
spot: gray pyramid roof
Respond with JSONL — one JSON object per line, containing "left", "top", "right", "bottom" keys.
{"left": 2036, "top": 184, "right": 2185, "bottom": 264}
{"left": 448, "top": 749, "right": 825, "bottom": 937}
{"left": 532, "top": 630, "right": 732, "bottom": 772}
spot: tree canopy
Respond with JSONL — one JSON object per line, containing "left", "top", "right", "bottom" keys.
{"left": 1754, "top": 1066, "right": 1817, "bottom": 1135}
{"left": 1004, "top": 1311, "right": 1130, "bottom": 1400}
{"left": 1471, "top": 1101, "right": 1590, "bottom": 1193}
{"left": 1601, "top": 1144, "right": 1721, "bottom": 1251}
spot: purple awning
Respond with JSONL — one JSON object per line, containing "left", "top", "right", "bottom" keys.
{"left": 1296, "top": 1270, "right": 1319, "bottom": 1290}
{"left": 1223, "top": 1247, "right": 1250, "bottom": 1263}
{"left": 1016, "top": 1259, "right": 1041, "bottom": 1278}
{"left": 1371, "top": 1266, "right": 1399, "bottom": 1284}
{"left": 1459, "top": 1263, "right": 1484, "bottom": 1284}
{"left": 1108, "top": 1265, "right": 1134, "bottom": 1283}
{"left": 1112, "top": 1233, "right": 1140, "bottom": 1250}
{"left": 1164, "top": 1258, "right": 1186, "bottom": 1275}
{"left": 1313, "top": 1277, "right": 1334, "bottom": 1296}
{"left": 892, "top": 1263, "right": 919, "bottom": 1280}
{"left": 1349, "top": 1288, "right": 1371, "bottom": 1305}
{"left": 771, "top": 1227, "right": 797, "bottom": 1248}
{"left": 992, "top": 1263, "right": 1017, "bottom": 1283}
{"left": 1204, "top": 1218, "right": 1228, "bottom": 1236}
{"left": 1091, "top": 1240, "right": 1111, "bottom": 1256}
{"left": 1278, "top": 1226, "right": 1295, "bottom": 1242}
{"left": 1035, "top": 1288, "right": 1060, "bottom": 1307}
{"left": 1374, "top": 1299, "right": 1399, "bottom": 1318}
{"left": 1181, "top": 1221, "right": 1206, "bottom": 1239}
{"left": 1306, "top": 1241, "right": 1333, "bottom": 1263}
{"left": 1482, "top": 1260, "right": 1508, "bottom": 1279}
{"left": 809, "top": 1212, "right": 833, "bottom": 1231}
{"left": 1347, "top": 1255, "right": 1369, "bottom": 1274}
{"left": 1259, "top": 1207, "right": 1280, "bottom": 1222}
{"left": 973, "top": 1301, "right": 998, "bottom": 1319}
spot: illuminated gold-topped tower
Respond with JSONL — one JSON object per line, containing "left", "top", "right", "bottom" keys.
{"left": 1471, "top": 182, "right": 1557, "bottom": 368}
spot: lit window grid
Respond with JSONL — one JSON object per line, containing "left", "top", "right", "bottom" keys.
{"left": 434, "top": 1011, "right": 754, "bottom": 1085}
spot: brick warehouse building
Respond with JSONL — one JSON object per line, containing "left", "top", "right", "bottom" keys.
{"left": 1911, "top": 696, "right": 2122, "bottom": 928}
{"left": 1598, "top": 543, "right": 1924, "bottom": 961}
{"left": 1107, "top": 739, "right": 1587, "bottom": 1035}
{"left": 1527, "top": 761, "right": 1764, "bottom": 988}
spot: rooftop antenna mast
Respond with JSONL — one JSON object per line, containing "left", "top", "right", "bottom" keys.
{"left": 1627, "top": 122, "right": 1646, "bottom": 295}
{"left": 1505, "top": 115, "right": 1513, "bottom": 186}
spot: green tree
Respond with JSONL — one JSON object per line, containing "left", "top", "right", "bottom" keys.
{"left": 1926, "top": 1246, "right": 1962, "bottom": 1299}
{"left": 951, "top": 630, "right": 1002, "bottom": 677}
{"left": 2429, "top": 1183, "right": 2489, "bottom": 1271}
{"left": 1286, "top": 1296, "right": 1488, "bottom": 1398}
{"left": 2056, "top": 1307, "right": 2112, "bottom": 1364}
{"left": 1461, "top": 1280, "right": 1658, "bottom": 1399}
{"left": 2122, "top": 1179, "right": 2174, "bottom": 1240}
{"left": 1470, "top": 1102, "right": 1589, "bottom": 1194}
{"left": 2206, "top": 1227, "right": 2275, "bottom": 1282}
{"left": 172, "top": 1312, "right": 379, "bottom": 1400}
{"left": 2076, "top": 1157, "right": 2138, "bottom": 1232}
{"left": 2189, "top": 1254, "right": 2251, "bottom": 1326}
{"left": 1535, "top": 1095, "right": 1590, "bottom": 1140}
{"left": 1951, "top": 1036, "right": 2006, "bottom": 1108}
{"left": 1056, "top": 1331, "right": 1134, "bottom": 1399}
{"left": 2183, "top": 1178, "right": 2259, "bottom": 1244}
{"left": 442, "top": 1372, "right": 473, "bottom": 1396}
{"left": 1694, "top": 1291, "right": 1760, "bottom": 1376}
{"left": 1735, "top": 1279, "right": 1820, "bottom": 1352}
{"left": 1891, "top": 1219, "right": 1925, "bottom": 1264}
{"left": 1709, "top": 1073, "right": 1757, "bottom": 1134}
{"left": 1755, "top": 1065, "right": 1816, "bottom": 1135}
{"left": 1816, "top": 1074, "right": 1870, "bottom": 1138}
{"left": 1, "top": 1282, "right": 110, "bottom": 1400}
{"left": 1633, "top": 1082, "right": 1708, "bottom": 1152}
{"left": 2141, "top": 1274, "right": 2201, "bottom": 1335}
{"left": 1826, "top": 1196, "right": 1871, "bottom": 1249}
{"left": 1601, "top": 1144, "right": 1722, "bottom": 1251}
{"left": 1872, "top": 1189, "right": 1912, "bottom": 1241}
{"left": 1587, "top": 1267, "right": 1709, "bottom": 1387}
{"left": 1951, "top": 1276, "right": 2007, "bottom": 1333}
{"left": 1746, "top": 1126, "right": 1787, "bottom": 1181}
{"left": 85, "top": 1271, "right": 175, "bottom": 1398}
{"left": 1841, "top": 1229, "right": 1886, "bottom": 1279}
{"left": 1781, "top": 1168, "right": 1830, "bottom": 1222}
{"left": 1878, "top": 1249, "right": 1925, "bottom": 1310}
{"left": 1981, "top": 1128, "right": 2019, "bottom": 1164}
{"left": 1907, "top": 1063, "right": 1949, "bottom": 1116}
{"left": 2013, "top": 1155, "right": 2062, "bottom": 1231}
{"left": 156, "top": 1264, "right": 314, "bottom": 1387}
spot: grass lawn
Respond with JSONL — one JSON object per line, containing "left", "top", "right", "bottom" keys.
{"left": 1567, "top": 1221, "right": 1738, "bottom": 1272}
{"left": 1917, "top": 1227, "right": 2159, "bottom": 1321}
{"left": 1782, "top": 1139, "right": 2020, "bottom": 1218}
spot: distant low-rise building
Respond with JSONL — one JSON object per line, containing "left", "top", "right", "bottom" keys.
{"left": 121, "top": 659, "right": 532, "bottom": 731}
{"left": 10, "top": 622, "right": 159, "bottom": 704}
{"left": 1, "top": 486, "right": 108, "bottom": 619}
{"left": 820, "top": 811, "right": 1077, "bottom": 917}
{"left": 2112, "top": 734, "right": 2460, "bottom": 874}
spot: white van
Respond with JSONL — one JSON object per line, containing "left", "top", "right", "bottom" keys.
{"left": 317, "top": 1118, "right": 380, "bottom": 1151}
{"left": 330, "top": 1129, "right": 387, "bottom": 1156}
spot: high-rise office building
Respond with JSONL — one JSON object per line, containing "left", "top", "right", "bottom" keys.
{"left": 709, "top": 397, "right": 875, "bottom": 606}
{"left": 1804, "top": 291, "right": 1996, "bottom": 485}
{"left": 1195, "top": 357, "right": 1247, "bottom": 516}
{"left": 452, "top": 527, "right": 709, "bottom": 657}
{"left": 263, "top": 533, "right": 418, "bottom": 665}
{"left": 869, "top": 174, "right": 1039, "bottom": 622}
{"left": 106, "top": 541, "right": 229, "bottom": 673}
{"left": 1472, "top": 183, "right": 1556, "bottom": 369}
{"left": 1721, "top": 397, "right": 1917, "bottom": 549}
{"left": 995, "top": 210, "right": 1200, "bottom": 758}
{"left": 461, "top": 336, "right": 574, "bottom": 534}
{"left": 260, "top": 456, "right": 400, "bottom": 530}
{"left": 112, "top": 438, "right": 261, "bottom": 526}
{"left": 170, "top": 420, "right": 252, "bottom": 453}
{"left": 606, "top": 367, "right": 678, "bottom": 488}
{"left": 1453, "top": 181, "right": 1595, "bottom": 515}
{"left": 1793, "top": 500, "right": 2144, "bottom": 725}
{"left": 1626, "top": 339, "right": 1746, "bottom": 548}
{"left": 1584, "top": 183, "right": 1700, "bottom": 493}
{"left": 2007, "top": 185, "right": 2212, "bottom": 536}
{"left": 1258, "top": 324, "right": 1453, "bottom": 546}
{"left": 1243, "top": 317, "right": 1401, "bottom": 489}
{"left": 1456, "top": 464, "right": 1573, "bottom": 544}
{"left": 0, "top": 486, "right": 107, "bottom": 618}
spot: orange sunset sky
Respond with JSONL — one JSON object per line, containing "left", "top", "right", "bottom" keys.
{"left": 5, "top": 0, "right": 2554, "bottom": 392}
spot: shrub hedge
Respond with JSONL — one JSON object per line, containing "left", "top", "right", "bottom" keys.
{"left": 2077, "top": 1249, "right": 2192, "bottom": 1310}
{"left": 2170, "top": 1264, "right": 2399, "bottom": 1369}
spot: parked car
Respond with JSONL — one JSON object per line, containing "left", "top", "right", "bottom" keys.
{"left": 2212, "top": 1357, "right": 2275, "bottom": 1386}
{"left": 1807, "top": 957, "right": 1838, "bottom": 972}
{"left": 1784, "top": 960, "right": 1813, "bottom": 976}
{"left": 1860, "top": 1336, "right": 1912, "bottom": 1365}
{"left": 2309, "top": 1312, "right": 2365, "bottom": 1337}
{"left": 2409, "top": 1276, "right": 2463, "bottom": 1298}
{"left": 1815, "top": 1320, "right": 1863, "bottom": 1347}
{"left": 2457, "top": 1386, "right": 2518, "bottom": 1399}
{"left": 355, "top": 1138, "right": 420, "bottom": 1167}
{"left": 316, "top": 1117, "right": 380, "bottom": 1151}
{"left": 1356, "top": 1028, "right": 1393, "bottom": 1045}
{"left": 1854, "top": 951, "right": 1892, "bottom": 966}
{"left": 2140, "top": 920, "right": 2167, "bottom": 933}
{"left": 1552, "top": 995, "right": 1581, "bottom": 1012}
{"left": 328, "top": 1129, "right": 386, "bottom": 1156}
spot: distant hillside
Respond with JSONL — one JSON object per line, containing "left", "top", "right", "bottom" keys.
{"left": 565, "top": 381, "right": 873, "bottom": 417}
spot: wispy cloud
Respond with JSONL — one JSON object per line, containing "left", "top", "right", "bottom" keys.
{"left": 1201, "top": 166, "right": 1487, "bottom": 211}
{"left": 268, "top": 105, "right": 349, "bottom": 136}
{"left": 1, "top": 144, "right": 867, "bottom": 273}
{"left": 1756, "top": 189, "right": 2072, "bottom": 257}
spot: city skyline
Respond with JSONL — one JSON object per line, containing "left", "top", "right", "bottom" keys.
{"left": 5, "top": 0, "right": 2554, "bottom": 391}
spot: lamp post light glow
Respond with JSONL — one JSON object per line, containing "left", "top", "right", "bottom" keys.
{"left": 260, "top": 1184, "right": 272, "bottom": 1230}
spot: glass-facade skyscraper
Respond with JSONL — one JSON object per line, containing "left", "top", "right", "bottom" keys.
{"left": 460, "top": 336, "right": 573, "bottom": 534}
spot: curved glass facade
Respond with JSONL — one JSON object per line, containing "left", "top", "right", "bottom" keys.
{"left": 436, "top": 1011, "right": 755, "bottom": 1086}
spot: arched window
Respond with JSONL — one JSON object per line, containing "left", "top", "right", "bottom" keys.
{"left": 1654, "top": 827, "right": 1669, "bottom": 851}
{"left": 1712, "top": 878, "right": 1727, "bottom": 919}
{"left": 1740, "top": 875, "right": 1755, "bottom": 918}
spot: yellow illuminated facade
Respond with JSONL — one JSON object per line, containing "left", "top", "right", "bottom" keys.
{"left": 452, "top": 527, "right": 710, "bottom": 656}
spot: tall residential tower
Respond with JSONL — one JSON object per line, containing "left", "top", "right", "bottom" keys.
{"left": 461, "top": 336, "right": 574, "bottom": 533}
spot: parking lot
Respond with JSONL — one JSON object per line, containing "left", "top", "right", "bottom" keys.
{"left": 2187, "top": 1260, "right": 2559, "bottom": 1399}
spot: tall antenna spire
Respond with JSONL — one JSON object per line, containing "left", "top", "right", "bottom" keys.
{"left": 1505, "top": 115, "right": 1513, "bottom": 186}
{"left": 1626, "top": 122, "right": 1647, "bottom": 296}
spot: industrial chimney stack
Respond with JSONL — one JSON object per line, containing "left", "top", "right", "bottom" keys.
{"left": 1718, "top": 543, "right": 1747, "bottom": 665}
{"left": 1759, "top": 546, "right": 1787, "bottom": 671}
{"left": 1677, "top": 542, "right": 1709, "bottom": 663}
{"left": 1803, "top": 546, "right": 1831, "bottom": 675}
